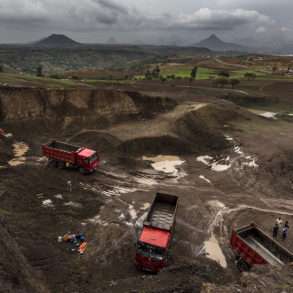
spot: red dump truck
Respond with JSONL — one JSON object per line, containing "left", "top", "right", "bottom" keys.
{"left": 42, "top": 141, "right": 99, "bottom": 173}
{"left": 135, "top": 193, "right": 178, "bottom": 273}
{"left": 231, "top": 223, "right": 293, "bottom": 271}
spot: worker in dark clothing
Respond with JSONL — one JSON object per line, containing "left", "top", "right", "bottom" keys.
{"left": 282, "top": 221, "right": 289, "bottom": 240}
{"left": 282, "top": 227, "right": 288, "bottom": 240}
{"left": 273, "top": 223, "right": 279, "bottom": 238}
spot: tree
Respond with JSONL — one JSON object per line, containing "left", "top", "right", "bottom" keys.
{"left": 244, "top": 72, "right": 256, "bottom": 80}
{"left": 272, "top": 65, "right": 278, "bottom": 74}
{"left": 152, "top": 65, "right": 160, "bottom": 79}
{"left": 36, "top": 65, "right": 43, "bottom": 77}
{"left": 145, "top": 70, "right": 152, "bottom": 80}
{"left": 190, "top": 66, "right": 198, "bottom": 80}
{"left": 214, "top": 78, "right": 228, "bottom": 88}
{"left": 230, "top": 78, "right": 240, "bottom": 89}
{"left": 218, "top": 70, "right": 230, "bottom": 78}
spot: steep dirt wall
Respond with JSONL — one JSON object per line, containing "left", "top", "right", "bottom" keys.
{"left": 0, "top": 87, "right": 175, "bottom": 123}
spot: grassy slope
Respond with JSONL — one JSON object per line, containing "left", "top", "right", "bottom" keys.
{"left": 0, "top": 72, "right": 84, "bottom": 88}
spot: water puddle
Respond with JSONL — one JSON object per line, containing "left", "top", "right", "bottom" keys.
{"left": 248, "top": 109, "right": 278, "bottom": 120}
{"left": 196, "top": 156, "right": 231, "bottom": 172}
{"left": 128, "top": 205, "right": 138, "bottom": 220}
{"left": 80, "top": 182, "right": 137, "bottom": 198}
{"left": 199, "top": 175, "right": 212, "bottom": 184}
{"left": 197, "top": 135, "right": 259, "bottom": 172}
{"left": 143, "top": 155, "right": 185, "bottom": 177}
{"left": 134, "top": 176, "right": 158, "bottom": 186}
{"left": 42, "top": 199, "right": 54, "bottom": 208}
{"left": 88, "top": 215, "right": 108, "bottom": 226}
{"left": 8, "top": 142, "right": 29, "bottom": 166}
{"left": 140, "top": 203, "right": 151, "bottom": 210}
{"left": 259, "top": 112, "right": 277, "bottom": 119}
{"left": 54, "top": 194, "right": 63, "bottom": 200}
{"left": 203, "top": 234, "right": 227, "bottom": 268}
{"left": 64, "top": 201, "right": 82, "bottom": 209}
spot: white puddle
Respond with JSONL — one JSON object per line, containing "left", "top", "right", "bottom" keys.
{"left": 143, "top": 155, "right": 185, "bottom": 177}
{"left": 64, "top": 201, "right": 82, "bottom": 208}
{"left": 140, "top": 203, "right": 151, "bottom": 210}
{"left": 80, "top": 182, "right": 137, "bottom": 198}
{"left": 199, "top": 175, "right": 212, "bottom": 184}
{"left": 211, "top": 160, "right": 231, "bottom": 172}
{"left": 197, "top": 135, "right": 259, "bottom": 172}
{"left": 134, "top": 176, "right": 158, "bottom": 186}
{"left": 128, "top": 205, "right": 138, "bottom": 220}
{"left": 102, "top": 186, "right": 137, "bottom": 197}
{"left": 204, "top": 234, "right": 227, "bottom": 268}
{"left": 202, "top": 200, "right": 228, "bottom": 268}
{"left": 42, "top": 199, "right": 54, "bottom": 208}
{"left": 259, "top": 112, "right": 277, "bottom": 119}
{"left": 88, "top": 215, "right": 108, "bottom": 226}
{"left": 54, "top": 194, "right": 63, "bottom": 200}
{"left": 8, "top": 142, "right": 29, "bottom": 166}
{"left": 196, "top": 156, "right": 231, "bottom": 172}
{"left": 135, "top": 211, "right": 148, "bottom": 229}
{"left": 243, "top": 159, "right": 259, "bottom": 168}
{"left": 119, "top": 213, "right": 126, "bottom": 221}
{"left": 196, "top": 156, "right": 213, "bottom": 166}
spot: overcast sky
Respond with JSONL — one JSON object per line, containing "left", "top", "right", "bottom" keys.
{"left": 0, "top": 0, "right": 292, "bottom": 45}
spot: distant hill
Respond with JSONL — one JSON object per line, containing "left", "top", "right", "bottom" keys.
{"left": 194, "top": 34, "right": 248, "bottom": 52}
{"left": 33, "top": 34, "right": 81, "bottom": 48}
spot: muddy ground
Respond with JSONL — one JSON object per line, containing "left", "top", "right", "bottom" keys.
{"left": 1, "top": 85, "right": 293, "bottom": 293}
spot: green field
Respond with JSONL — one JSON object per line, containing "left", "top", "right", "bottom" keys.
{"left": 0, "top": 73, "right": 83, "bottom": 88}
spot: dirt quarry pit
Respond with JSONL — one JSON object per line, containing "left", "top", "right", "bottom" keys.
{"left": 2, "top": 87, "right": 293, "bottom": 292}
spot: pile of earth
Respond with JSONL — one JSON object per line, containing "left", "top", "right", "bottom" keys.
{"left": 201, "top": 264, "right": 293, "bottom": 293}
{"left": 117, "top": 102, "right": 248, "bottom": 156}
{"left": 262, "top": 148, "right": 293, "bottom": 195}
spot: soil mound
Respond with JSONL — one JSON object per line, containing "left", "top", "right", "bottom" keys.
{"left": 118, "top": 103, "right": 244, "bottom": 156}
{"left": 70, "top": 131, "right": 121, "bottom": 154}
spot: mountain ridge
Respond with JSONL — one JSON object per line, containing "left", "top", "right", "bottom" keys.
{"left": 194, "top": 34, "right": 248, "bottom": 52}
{"left": 33, "top": 34, "right": 81, "bottom": 48}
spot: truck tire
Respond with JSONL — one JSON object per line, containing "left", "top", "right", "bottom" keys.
{"left": 236, "top": 258, "right": 251, "bottom": 272}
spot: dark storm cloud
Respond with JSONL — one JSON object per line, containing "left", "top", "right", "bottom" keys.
{"left": 95, "top": 0, "right": 129, "bottom": 15}
{"left": 0, "top": 0, "right": 291, "bottom": 44}
{"left": 0, "top": 0, "right": 272, "bottom": 31}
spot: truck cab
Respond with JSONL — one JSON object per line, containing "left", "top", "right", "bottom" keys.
{"left": 77, "top": 148, "right": 99, "bottom": 173}
{"left": 136, "top": 226, "right": 171, "bottom": 272}
{"left": 135, "top": 193, "right": 178, "bottom": 273}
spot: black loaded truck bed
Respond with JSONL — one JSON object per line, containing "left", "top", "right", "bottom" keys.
{"left": 145, "top": 193, "right": 178, "bottom": 231}
{"left": 231, "top": 224, "right": 293, "bottom": 268}
{"left": 46, "top": 141, "right": 81, "bottom": 152}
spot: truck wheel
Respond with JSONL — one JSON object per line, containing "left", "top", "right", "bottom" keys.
{"left": 236, "top": 259, "right": 250, "bottom": 272}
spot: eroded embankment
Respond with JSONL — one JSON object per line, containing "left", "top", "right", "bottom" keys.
{"left": 0, "top": 86, "right": 176, "bottom": 127}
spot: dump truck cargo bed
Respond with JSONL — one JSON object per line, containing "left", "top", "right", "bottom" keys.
{"left": 46, "top": 141, "right": 81, "bottom": 153}
{"left": 231, "top": 224, "right": 293, "bottom": 268}
{"left": 145, "top": 193, "right": 178, "bottom": 231}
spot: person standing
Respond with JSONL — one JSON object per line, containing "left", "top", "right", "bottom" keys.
{"left": 67, "top": 180, "right": 72, "bottom": 192}
{"left": 282, "top": 221, "right": 289, "bottom": 241}
{"left": 273, "top": 223, "right": 279, "bottom": 238}
{"left": 276, "top": 217, "right": 283, "bottom": 227}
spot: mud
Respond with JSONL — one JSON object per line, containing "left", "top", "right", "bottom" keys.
{"left": 1, "top": 85, "right": 293, "bottom": 292}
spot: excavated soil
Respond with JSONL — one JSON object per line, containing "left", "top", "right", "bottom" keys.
{"left": 1, "top": 86, "right": 293, "bottom": 292}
